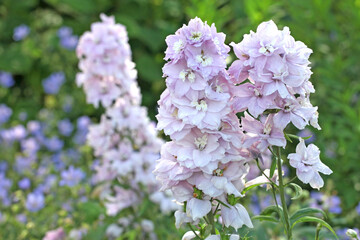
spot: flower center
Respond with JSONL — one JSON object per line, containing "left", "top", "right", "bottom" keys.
{"left": 173, "top": 39, "right": 184, "bottom": 54}
{"left": 194, "top": 134, "right": 208, "bottom": 151}
{"left": 259, "top": 43, "right": 275, "bottom": 55}
{"left": 254, "top": 88, "right": 261, "bottom": 97}
{"left": 179, "top": 69, "right": 195, "bottom": 83}
{"left": 191, "top": 99, "right": 208, "bottom": 111}
{"left": 196, "top": 50, "right": 213, "bottom": 66}
{"left": 190, "top": 31, "right": 202, "bottom": 41}
{"left": 213, "top": 168, "right": 224, "bottom": 176}
{"left": 263, "top": 123, "right": 272, "bottom": 135}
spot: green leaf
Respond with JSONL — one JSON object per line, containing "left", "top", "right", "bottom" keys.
{"left": 269, "top": 157, "right": 277, "bottom": 178}
{"left": 288, "top": 183, "right": 303, "bottom": 200}
{"left": 290, "top": 207, "right": 327, "bottom": 223}
{"left": 252, "top": 215, "right": 279, "bottom": 223}
{"left": 284, "top": 133, "right": 293, "bottom": 143}
{"left": 291, "top": 216, "right": 338, "bottom": 239}
{"left": 260, "top": 205, "right": 283, "bottom": 217}
{"left": 241, "top": 182, "right": 270, "bottom": 194}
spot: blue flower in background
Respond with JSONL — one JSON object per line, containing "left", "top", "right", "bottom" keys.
{"left": 298, "top": 128, "right": 316, "bottom": 144}
{"left": 42, "top": 72, "right": 65, "bottom": 94}
{"left": 58, "top": 26, "right": 78, "bottom": 50}
{"left": 18, "top": 178, "right": 31, "bottom": 190}
{"left": 336, "top": 228, "right": 360, "bottom": 240}
{"left": 0, "top": 161, "right": 8, "bottom": 172}
{"left": 45, "top": 136, "right": 64, "bottom": 152}
{"left": 13, "top": 24, "right": 30, "bottom": 41}
{"left": 58, "top": 119, "right": 74, "bottom": 136}
{"left": 60, "top": 35, "right": 79, "bottom": 50}
{"left": 25, "top": 192, "right": 45, "bottom": 212}
{"left": 59, "top": 166, "right": 85, "bottom": 187}
{"left": 356, "top": 202, "right": 360, "bottom": 214}
{"left": 0, "top": 71, "right": 14, "bottom": 88}
{"left": 327, "top": 195, "right": 342, "bottom": 214}
{"left": 57, "top": 26, "right": 73, "bottom": 38}
{"left": 0, "top": 104, "right": 12, "bottom": 125}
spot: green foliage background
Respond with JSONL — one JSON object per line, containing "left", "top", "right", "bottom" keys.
{"left": 0, "top": 0, "right": 359, "bottom": 234}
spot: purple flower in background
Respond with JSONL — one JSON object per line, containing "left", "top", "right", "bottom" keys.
{"left": 57, "top": 26, "right": 73, "bottom": 38}
{"left": 18, "top": 178, "right": 31, "bottom": 190}
{"left": 0, "top": 161, "right": 8, "bottom": 172}
{"left": 298, "top": 128, "right": 315, "bottom": 144}
{"left": 16, "top": 214, "right": 27, "bottom": 223}
{"left": 21, "top": 137, "right": 40, "bottom": 155}
{"left": 26, "top": 192, "right": 45, "bottom": 212}
{"left": 58, "top": 26, "right": 78, "bottom": 50}
{"left": 0, "top": 71, "right": 14, "bottom": 88}
{"left": 58, "top": 119, "right": 74, "bottom": 136}
{"left": 59, "top": 166, "right": 85, "bottom": 187}
{"left": 27, "top": 120, "right": 42, "bottom": 134}
{"left": 13, "top": 24, "right": 30, "bottom": 41}
{"left": 327, "top": 195, "right": 342, "bottom": 214}
{"left": 42, "top": 72, "right": 65, "bottom": 94}
{"left": 43, "top": 228, "right": 66, "bottom": 240}
{"left": 0, "top": 173, "right": 12, "bottom": 203}
{"left": 60, "top": 35, "right": 79, "bottom": 50}
{"left": 0, "top": 104, "right": 12, "bottom": 125}
{"left": 45, "top": 136, "right": 64, "bottom": 152}
{"left": 77, "top": 116, "right": 90, "bottom": 130}
{"left": 356, "top": 202, "right": 360, "bottom": 214}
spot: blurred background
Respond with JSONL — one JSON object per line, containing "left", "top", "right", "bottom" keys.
{"left": 0, "top": 0, "right": 359, "bottom": 239}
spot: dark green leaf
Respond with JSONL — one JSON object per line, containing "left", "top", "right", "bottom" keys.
{"left": 291, "top": 216, "right": 338, "bottom": 239}
{"left": 290, "top": 207, "right": 327, "bottom": 223}
{"left": 288, "top": 183, "right": 303, "bottom": 200}
{"left": 252, "top": 215, "right": 279, "bottom": 223}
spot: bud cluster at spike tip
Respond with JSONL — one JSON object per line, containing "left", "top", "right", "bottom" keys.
{"left": 154, "top": 17, "right": 253, "bottom": 231}
{"left": 76, "top": 14, "right": 140, "bottom": 108}
{"left": 229, "top": 20, "right": 331, "bottom": 189}
{"left": 76, "top": 14, "right": 178, "bottom": 236}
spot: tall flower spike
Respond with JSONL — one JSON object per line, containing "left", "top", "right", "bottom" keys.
{"left": 155, "top": 17, "right": 253, "bottom": 236}
{"left": 77, "top": 14, "right": 177, "bottom": 237}
{"left": 229, "top": 20, "right": 331, "bottom": 188}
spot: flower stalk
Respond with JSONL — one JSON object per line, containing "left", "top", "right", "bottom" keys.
{"left": 276, "top": 147, "right": 292, "bottom": 240}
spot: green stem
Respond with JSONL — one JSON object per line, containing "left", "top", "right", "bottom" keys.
{"left": 207, "top": 209, "right": 216, "bottom": 234}
{"left": 276, "top": 147, "right": 292, "bottom": 240}
{"left": 315, "top": 224, "right": 322, "bottom": 240}
{"left": 187, "top": 223, "right": 202, "bottom": 239}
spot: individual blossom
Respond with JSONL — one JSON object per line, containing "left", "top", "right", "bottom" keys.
{"left": 242, "top": 113, "right": 286, "bottom": 152}
{"left": 42, "top": 72, "right": 65, "bottom": 94}
{"left": 43, "top": 228, "right": 66, "bottom": 240}
{"left": 18, "top": 178, "right": 31, "bottom": 190}
{"left": 59, "top": 166, "right": 85, "bottom": 187}
{"left": 0, "top": 71, "right": 15, "bottom": 88}
{"left": 25, "top": 192, "right": 45, "bottom": 212}
{"left": 288, "top": 139, "right": 332, "bottom": 189}
{"left": 0, "top": 104, "right": 12, "bottom": 125}
{"left": 13, "top": 24, "right": 30, "bottom": 41}
{"left": 58, "top": 119, "right": 74, "bottom": 137}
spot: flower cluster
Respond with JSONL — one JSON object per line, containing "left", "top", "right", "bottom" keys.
{"left": 229, "top": 20, "right": 331, "bottom": 189}
{"left": 155, "top": 17, "right": 253, "bottom": 232}
{"left": 76, "top": 14, "right": 138, "bottom": 108}
{"left": 77, "top": 14, "right": 177, "bottom": 237}
{"left": 57, "top": 26, "right": 79, "bottom": 50}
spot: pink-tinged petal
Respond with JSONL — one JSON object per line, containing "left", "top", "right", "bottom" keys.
{"left": 296, "top": 169, "right": 314, "bottom": 184}
{"left": 273, "top": 112, "right": 290, "bottom": 130}
{"left": 186, "top": 198, "right": 212, "bottom": 221}
{"left": 309, "top": 172, "right": 324, "bottom": 190}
